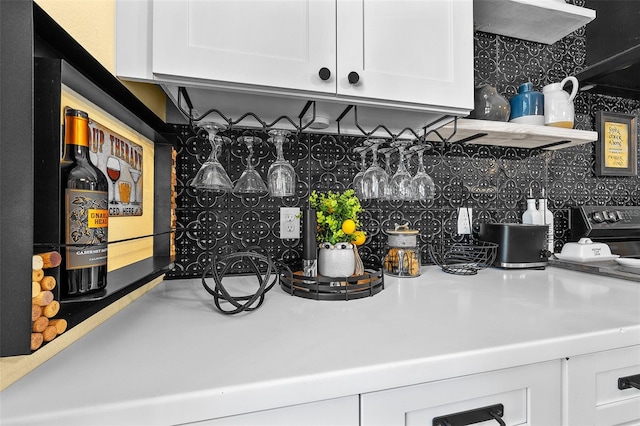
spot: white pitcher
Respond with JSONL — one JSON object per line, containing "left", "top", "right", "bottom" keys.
{"left": 543, "top": 76, "right": 579, "bottom": 128}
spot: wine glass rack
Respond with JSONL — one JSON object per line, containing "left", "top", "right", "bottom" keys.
{"left": 176, "top": 86, "right": 460, "bottom": 144}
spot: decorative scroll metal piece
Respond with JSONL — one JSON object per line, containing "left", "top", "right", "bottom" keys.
{"left": 201, "top": 248, "right": 290, "bottom": 314}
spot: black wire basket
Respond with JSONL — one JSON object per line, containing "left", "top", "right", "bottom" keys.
{"left": 428, "top": 241, "right": 498, "bottom": 275}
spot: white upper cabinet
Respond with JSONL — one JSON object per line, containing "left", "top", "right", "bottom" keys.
{"left": 117, "top": 0, "right": 474, "bottom": 131}
{"left": 151, "top": 0, "right": 337, "bottom": 96}
{"left": 335, "top": 0, "right": 472, "bottom": 110}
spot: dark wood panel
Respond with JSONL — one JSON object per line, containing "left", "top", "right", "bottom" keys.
{"left": 585, "top": 0, "right": 640, "bottom": 66}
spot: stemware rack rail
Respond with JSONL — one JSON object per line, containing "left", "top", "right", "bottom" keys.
{"left": 33, "top": 229, "right": 176, "bottom": 249}
{"left": 177, "top": 86, "right": 459, "bottom": 143}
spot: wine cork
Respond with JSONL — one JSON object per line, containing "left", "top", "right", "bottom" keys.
{"left": 32, "top": 255, "right": 44, "bottom": 270}
{"left": 32, "top": 268, "right": 44, "bottom": 282}
{"left": 40, "top": 275, "right": 56, "bottom": 291}
{"left": 31, "top": 304, "right": 42, "bottom": 321}
{"left": 35, "top": 251, "right": 62, "bottom": 269}
{"left": 42, "top": 300, "right": 60, "bottom": 318}
{"left": 49, "top": 319, "right": 67, "bottom": 334}
{"left": 31, "top": 333, "right": 44, "bottom": 351}
{"left": 31, "top": 281, "right": 41, "bottom": 298}
{"left": 42, "top": 325, "right": 58, "bottom": 342}
{"left": 32, "top": 315, "right": 49, "bottom": 333}
{"left": 32, "top": 290, "right": 53, "bottom": 306}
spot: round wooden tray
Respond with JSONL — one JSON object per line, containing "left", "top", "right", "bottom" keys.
{"left": 279, "top": 266, "right": 384, "bottom": 301}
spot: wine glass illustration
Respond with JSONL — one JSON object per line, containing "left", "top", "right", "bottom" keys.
{"left": 129, "top": 167, "right": 141, "bottom": 205}
{"left": 106, "top": 156, "right": 121, "bottom": 204}
{"left": 233, "top": 135, "right": 268, "bottom": 194}
{"left": 191, "top": 121, "right": 233, "bottom": 192}
{"left": 267, "top": 129, "right": 296, "bottom": 197}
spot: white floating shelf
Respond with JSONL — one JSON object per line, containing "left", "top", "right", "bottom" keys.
{"left": 429, "top": 118, "right": 598, "bottom": 150}
{"left": 473, "top": 0, "right": 596, "bottom": 44}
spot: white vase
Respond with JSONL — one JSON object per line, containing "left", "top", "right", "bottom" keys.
{"left": 318, "top": 242, "right": 355, "bottom": 277}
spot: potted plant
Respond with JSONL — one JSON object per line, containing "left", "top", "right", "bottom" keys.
{"left": 309, "top": 189, "right": 366, "bottom": 277}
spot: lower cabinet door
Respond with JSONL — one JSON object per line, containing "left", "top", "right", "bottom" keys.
{"left": 360, "top": 360, "right": 561, "bottom": 426}
{"left": 565, "top": 345, "right": 640, "bottom": 426}
{"left": 180, "top": 395, "right": 359, "bottom": 426}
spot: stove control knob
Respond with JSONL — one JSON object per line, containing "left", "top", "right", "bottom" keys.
{"left": 591, "top": 211, "right": 605, "bottom": 223}
{"left": 611, "top": 211, "right": 623, "bottom": 222}
{"left": 603, "top": 210, "right": 619, "bottom": 223}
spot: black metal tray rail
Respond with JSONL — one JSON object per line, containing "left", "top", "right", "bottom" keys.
{"left": 279, "top": 266, "right": 384, "bottom": 301}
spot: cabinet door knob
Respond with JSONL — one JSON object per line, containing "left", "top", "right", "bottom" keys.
{"left": 318, "top": 67, "right": 331, "bottom": 81}
{"left": 348, "top": 71, "right": 360, "bottom": 85}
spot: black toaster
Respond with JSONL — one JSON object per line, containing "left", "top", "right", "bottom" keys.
{"left": 478, "top": 223, "right": 549, "bottom": 269}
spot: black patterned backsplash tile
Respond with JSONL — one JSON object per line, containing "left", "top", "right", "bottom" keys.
{"left": 167, "top": 2, "right": 640, "bottom": 279}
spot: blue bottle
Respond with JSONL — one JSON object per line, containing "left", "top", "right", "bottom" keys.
{"left": 509, "top": 82, "right": 544, "bottom": 125}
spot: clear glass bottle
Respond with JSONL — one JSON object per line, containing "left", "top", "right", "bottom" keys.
{"left": 60, "top": 108, "right": 109, "bottom": 297}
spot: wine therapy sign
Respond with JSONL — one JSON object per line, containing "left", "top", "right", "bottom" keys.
{"left": 88, "top": 120, "right": 143, "bottom": 216}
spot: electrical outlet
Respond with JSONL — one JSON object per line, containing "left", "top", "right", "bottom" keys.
{"left": 457, "top": 207, "right": 473, "bottom": 234}
{"left": 280, "top": 207, "right": 300, "bottom": 239}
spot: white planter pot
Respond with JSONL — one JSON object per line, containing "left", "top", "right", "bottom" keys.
{"left": 318, "top": 243, "right": 355, "bottom": 277}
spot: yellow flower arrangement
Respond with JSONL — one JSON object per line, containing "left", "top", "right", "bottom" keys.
{"left": 309, "top": 189, "right": 366, "bottom": 245}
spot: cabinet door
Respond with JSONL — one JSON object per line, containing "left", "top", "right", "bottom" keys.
{"left": 565, "top": 346, "right": 640, "bottom": 426}
{"left": 336, "top": 0, "right": 473, "bottom": 110}
{"left": 152, "top": 0, "right": 336, "bottom": 95}
{"left": 361, "top": 360, "right": 561, "bottom": 426}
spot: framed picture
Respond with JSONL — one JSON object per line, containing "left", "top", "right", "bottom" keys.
{"left": 88, "top": 119, "right": 144, "bottom": 216}
{"left": 595, "top": 111, "right": 637, "bottom": 177}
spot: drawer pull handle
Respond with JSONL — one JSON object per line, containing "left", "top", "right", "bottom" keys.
{"left": 618, "top": 373, "right": 640, "bottom": 390}
{"left": 348, "top": 71, "right": 360, "bottom": 85}
{"left": 433, "top": 403, "right": 505, "bottom": 426}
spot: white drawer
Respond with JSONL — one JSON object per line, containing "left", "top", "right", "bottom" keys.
{"left": 565, "top": 345, "right": 640, "bottom": 426}
{"left": 360, "top": 360, "right": 561, "bottom": 426}
{"left": 179, "top": 395, "right": 359, "bottom": 426}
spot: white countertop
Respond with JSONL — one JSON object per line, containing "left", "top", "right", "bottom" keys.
{"left": 2, "top": 266, "right": 640, "bottom": 425}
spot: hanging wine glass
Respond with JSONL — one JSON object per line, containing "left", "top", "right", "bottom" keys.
{"left": 267, "top": 129, "right": 296, "bottom": 197}
{"left": 389, "top": 139, "right": 413, "bottom": 200}
{"left": 233, "top": 135, "right": 268, "bottom": 194}
{"left": 378, "top": 146, "right": 395, "bottom": 200}
{"left": 352, "top": 145, "right": 369, "bottom": 199}
{"left": 361, "top": 138, "right": 388, "bottom": 200}
{"left": 106, "top": 156, "right": 121, "bottom": 204}
{"left": 191, "top": 121, "right": 233, "bottom": 192}
{"left": 410, "top": 144, "right": 436, "bottom": 201}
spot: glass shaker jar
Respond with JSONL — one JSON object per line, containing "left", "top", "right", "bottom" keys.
{"left": 383, "top": 224, "right": 421, "bottom": 277}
